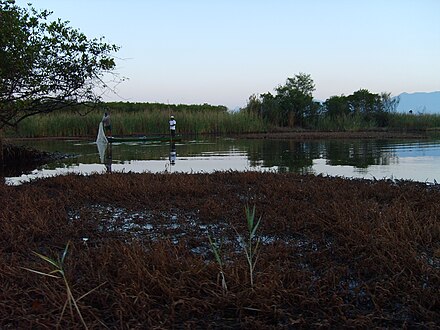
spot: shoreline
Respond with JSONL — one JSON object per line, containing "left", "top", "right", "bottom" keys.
{"left": 236, "top": 129, "right": 428, "bottom": 140}
{"left": 5, "top": 129, "right": 429, "bottom": 142}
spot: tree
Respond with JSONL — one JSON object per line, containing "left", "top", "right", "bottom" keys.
{"left": 260, "top": 92, "right": 280, "bottom": 126}
{"left": 380, "top": 92, "right": 399, "bottom": 113}
{"left": 347, "top": 89, "right": 392, "bottom": 126}
{"left": 322, "top": 90, "right": 397, "bottom": 127}
{"left": 244, "top": 94, "right": 262, "bottom": 117}
{"left": 347, "top": 89, "right": 382, "bottom": 116}
{"left": 245, "top": 73, "right": 316, "bottom": 128}
{"left": 323, "top": 95, "right": 350, "bottom": 118}
{"left": 0, "top": 0, "right": 120, "bottom": 130}
{"left": 274, "top": 73, "right": 316, "bottom": 127}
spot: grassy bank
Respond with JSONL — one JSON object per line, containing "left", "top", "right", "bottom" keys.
{"left": 1, "top": 172, "right": 439, "bottom": 328}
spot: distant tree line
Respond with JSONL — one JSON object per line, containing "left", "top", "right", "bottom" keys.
{"left": 243, "top": 73, "right": 400, "bottom": 129}
{"left": 103, "top": 102, "right": 228, "bottom": 114}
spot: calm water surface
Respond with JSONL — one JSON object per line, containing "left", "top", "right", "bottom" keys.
{"left": 6, "top": 137, "right": 440, "bottom": 185}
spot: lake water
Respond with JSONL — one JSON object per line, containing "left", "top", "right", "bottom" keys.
{"left": 6, "top": 137, "right": 440, "bottom": 185}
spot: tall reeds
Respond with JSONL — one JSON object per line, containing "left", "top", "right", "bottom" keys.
{"left": 315, "top": 113, "right": 377, "bottom": 131}
{"left": 8, "top": 101, "right": 440, "bottom": 138}
{"left": 9, "top": 108, "right": 267, "bottom": 138}
{"left": 388, "top": 112, "right": 440, "bottom": 131}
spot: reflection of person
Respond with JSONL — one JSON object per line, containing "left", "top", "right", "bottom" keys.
{"left": 169, "top": 142, "right": 176, "bottom": 166}
{"left": 169, "top": 115, "right": 176, "bottom": 138}
{"left": 105, "top": 143, "right": 112, "bottom": 173}
{"left": 102, "top": 112, "right": 112, "bottom": 137}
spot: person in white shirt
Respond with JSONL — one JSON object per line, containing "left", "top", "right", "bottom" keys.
{"left": 169, "top": 115, "right": 176, "bottom": 138}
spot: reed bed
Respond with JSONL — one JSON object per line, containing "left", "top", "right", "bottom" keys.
{"left": 10, "top": 108, "right": 267, "bottom": 138}
{"left": 315, "top": 113, "right": 377, "bottom": 131}
{"left": 0, "top": 172, "right": 439, "bottom": 328}
{"left": 388, "top": 112, "right": 440, "bottom": 131}
{"left": 10, "top": 103, "right": 440, "bottom": 139}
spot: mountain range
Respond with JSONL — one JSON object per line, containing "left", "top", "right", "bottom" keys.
{"left": 394, "top": 91, "right": 440, "bottom": 114}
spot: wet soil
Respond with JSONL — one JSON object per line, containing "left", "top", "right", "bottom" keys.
{"left": 1, "top": 171, "right": 439, "bottom": 328}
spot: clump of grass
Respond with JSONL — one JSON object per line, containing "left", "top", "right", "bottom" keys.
{"left": 22, "top": 242, "right": 104, "bottom": 329}
{"left": 207, "top": 234, "right": 228, "bottom": 293}
{"left": 209, "top": 205, "right": 262, "bottom": 290}
{"left": 235, "top": 205, "right": 262, "bottom": 288}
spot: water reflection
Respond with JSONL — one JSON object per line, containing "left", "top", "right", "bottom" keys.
{"left": 97, "top": 140, "right": 113, "bottom": 173}
{"left": 324, "top": 140, "right": 396, "bottom": 168}
{"left": 105, "top": 143, "right": 113, "bottom": 173}
{"left": 246, "top": 139, "right": 402, "bottom": 173}
{"left": 97, "top": 140, "right": 107, "bottom": 164}
{"left": 169, "top": 142, "right": 177, "bottom": 166}
{"left": 164, "top": 141, "right": 177, "bottom": 173}
{"left": 5, "top": 137, "right": 440, "bottom": 185}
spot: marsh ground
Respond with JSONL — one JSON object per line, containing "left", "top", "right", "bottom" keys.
{"left": 1, "top": 170, "right": 439, "bottom": 328}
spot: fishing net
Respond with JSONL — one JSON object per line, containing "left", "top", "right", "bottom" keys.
{"left": 96, "top": 122, "right": 108, "bottom": 163}
{"left": 96, "top": 122, "right": 108, "bottom": 144}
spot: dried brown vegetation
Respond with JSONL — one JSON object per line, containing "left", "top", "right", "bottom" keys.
{"left": 0, "top": 172, "right": 439, "bottom": 328}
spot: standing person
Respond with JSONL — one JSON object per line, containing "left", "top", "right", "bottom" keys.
{"left": 169, "top": 115, "right": 176, "bottom": 138}
{"left": 102, "top": 112, "right": 112, "bottom": 137}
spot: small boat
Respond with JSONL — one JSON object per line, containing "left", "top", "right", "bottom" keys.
{"left": 107, "top": 135, "right": 182, "bottom": 143}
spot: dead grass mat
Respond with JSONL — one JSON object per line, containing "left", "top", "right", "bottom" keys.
{"left": 0, "top": 172, "right": 439, "bottom": 328}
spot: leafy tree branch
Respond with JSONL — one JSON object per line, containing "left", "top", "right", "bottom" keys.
{"left": 0, "top": 0, "right": 121, "bottom": 129}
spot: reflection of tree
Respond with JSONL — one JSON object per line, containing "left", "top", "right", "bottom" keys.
{"left": 324, "top": 140, "right": 396, "bottom": 169}
{"left": 245, "top": 139, "right": 398, "bottom": 173}
{"left": 22, "top": 137, "right": 400, "bottom": 175}
{"left": 247, "top": 140, "right": 317, "bottom": 174}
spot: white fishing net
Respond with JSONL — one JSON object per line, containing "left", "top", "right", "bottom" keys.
{"left": 96, "top": 122, "right": 108, "bottom": 144}
{"left": 96, "top": 122, "right": 108, "bottom": 163}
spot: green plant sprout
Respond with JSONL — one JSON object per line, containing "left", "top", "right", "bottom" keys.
{"left": 22, "top": 242, "right": 105, "bottom": 329}
{"left": 208, "top": 234, "right": 228, "bottom": 293}
{"left": 235, "top": 205, "right": 262, "bottom": 288}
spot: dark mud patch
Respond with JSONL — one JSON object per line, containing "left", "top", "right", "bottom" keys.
{"left": 1, "top": 143, "right": 72, "bottom": 177}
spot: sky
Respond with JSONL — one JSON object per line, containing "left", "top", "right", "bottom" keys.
{"left": 15, "top": 0, "right": 440, "bottom": 109}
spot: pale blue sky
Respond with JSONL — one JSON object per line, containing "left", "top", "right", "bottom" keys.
{"left": 16, "top": 0, "right": 440, "bottom": 109}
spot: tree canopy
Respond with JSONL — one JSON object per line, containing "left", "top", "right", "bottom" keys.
{"left": 244, "top": 73, "right": 399, "bottom": 129}
{"left": 245, "top": 73, "right": 319, "bottom": 127}
{"left": 0, "top": 0, "right": 120, "bottom": 129}
{"left": 323, "top": 90, "right": 399, "bottom": 127}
